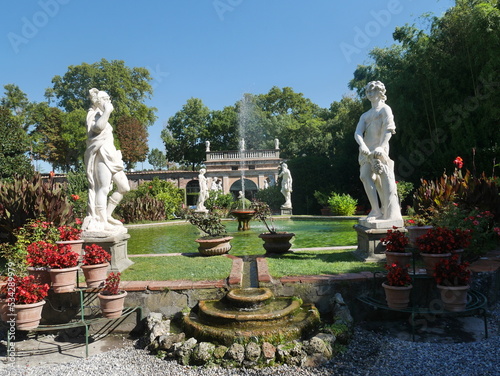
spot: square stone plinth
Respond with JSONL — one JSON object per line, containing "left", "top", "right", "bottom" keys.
{"left": 353, "top": 224, "right": 406, "bottom": 262}
{"left": 83, "top": 233, "right": 133, "bottom": 272}
{"left": 280, "top": 208, "right": 292, "bottom": 216}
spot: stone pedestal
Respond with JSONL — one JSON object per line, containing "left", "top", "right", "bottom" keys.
{"left": 82, "top": 233, "right": 133, "bottom": 272}
{"left": 353, "top": 224, "right": 392, "bottom": 262}
{"left": 280, "top": 208, "right": 292, "bottom": 216}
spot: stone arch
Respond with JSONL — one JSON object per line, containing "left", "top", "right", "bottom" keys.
{"left": 229, "top": 178, "right": 258, "bottom": 200}
{"left": 185, "top": 180, "right": 200, "bottom": 206}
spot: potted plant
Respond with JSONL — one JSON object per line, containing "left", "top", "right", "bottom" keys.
{"left": 186, "top": 210, "right": 233, "bottom": 256}
{"left": 97, "top": 272, "right": 127, "bottom": 318}
{"left": 404, "top": 211, "right": 433, "bottom": 248}
{"left": 46, "top": 245, "right": 80, "bottom": 293}
{"left": 81, "top": 244, "right": 111, "bottom": 288}
{"left": 382, "top": 263, "right": 412, "bottom": 309}
{"left": 380, "top": 226, "right": 411, "bottom": 266}
{"left": 313, "top": 191, "right": 331, "bottom": 216}
{"left": 434, "top": 254, "right": 471, "bottom": 312}
{"left": 415, "top": 227, "right": 454, "bottom": 276}
{"left": 26, "top": 241, "right": 58, "bottom": 286}
{"left": 415, "top": 226, "right": 468, "bottom": 276}
{"left": 0, "top": 275, "right": 49, "bottom": 330}
{"left": 56, "top": 222, "right": 84, "bottom": 257}
{"left": 252, "top": 200, "right": 295, "bottom": 254}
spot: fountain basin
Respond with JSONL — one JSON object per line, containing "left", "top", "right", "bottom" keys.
{"left": 226, "top": 287, "right": 274, "bottom": 310}
{"left": 182, "top": 287, "right": 321, "bottom": 346}
{"left": 230, "top": 210, "right": 256, "bottom": 231}
{"left": 183, "top": 303, "right": 320, "bottom": 346}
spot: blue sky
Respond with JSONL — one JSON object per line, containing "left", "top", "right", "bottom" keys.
{"left": 0, "top": 0, "right": 454, "bottom": 171}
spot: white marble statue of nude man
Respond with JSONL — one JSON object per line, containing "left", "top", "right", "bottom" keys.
{"left": 83, "top": 88, "right": 130, "bottom": 233}
{"left": 354, "top": 81, "right": 402, "bottom": 226}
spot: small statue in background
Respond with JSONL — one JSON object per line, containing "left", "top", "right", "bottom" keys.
{"left": 279, "top": 163, "right": 293, "bottom": 209}
{"left": 196, "top": 168, "right": 209, "bottom": 212}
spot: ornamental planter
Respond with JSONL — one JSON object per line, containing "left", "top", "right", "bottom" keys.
{"left": 81, "top": 262, "right": 109, "bottom": 288}
{"left": 48, "top": 266, "right": 79, "bottom": 293}
{"left": 195, "top": 236, "right": 233, "bottom": 256}
{"left": 437, "top": 284, "right": 470, "bottom": 312}
{"left": 420, "top": 252, "right": 451, "bottom": 276}
{"left": 382, "top": 282, "right": 412, "bottom": 310}
{"left": 13, "top": 300, "right": 46, "bottom": 330}
{"left": 385, "top": 251, "right": 412, "bottom": 267}
{"left": 258, "top": 232, "right": 295, "bottom": 254}
{"left": 98, "top": 291, "right": 127, "bottom": 319}
{"left": 27, "top": 267, "right": 52, "bottom": 286}
{"left": 406, "top": 226, "right": 433, "bottom": 248}
{"left": 56, "top": 239, "right": 84, "bottom": 258}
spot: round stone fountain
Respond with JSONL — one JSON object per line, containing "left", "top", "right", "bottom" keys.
{"left": 183, "top": 287, "right": 320, "bottom": 346}
{"left": 230, "top": 209, "right": 255, "bottom": 231}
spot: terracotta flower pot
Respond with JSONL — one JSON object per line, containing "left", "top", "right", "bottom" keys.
{"left": 56, "top": 239, "right": 84, "bottom": 259}
{"left": 81, "top": 262, "right": 109, "bottom": 288}
{"left": 382, "top": 282, "right": 412, "bottom": 310}
{"left": 13, "top": 300, "right": 46, "bottom": 330}
{"left": 195, "top": 236, "right": 233, "bottom": 256}
{"left": 48, "top": 266, "right": 79, "bottom": 293}
{"left": 98, "top": 291, "right": 127, "bottom": 319}
{"left": 385, "top": 251, "right": 412, "bottom": 267}
{"left": 258, "top": 232, "right": 295, "bottom": 254}
{"left": 27, "top": 267, "right": 52, "bottom": 286}
{"left": 437, "top": 284, "right": 470, "bottom": 312}
{"left": 406, "top": 225, "right": 433, "bottom": 248}
{"left": 420, "top": 253, "right": 451, "bottom": 276}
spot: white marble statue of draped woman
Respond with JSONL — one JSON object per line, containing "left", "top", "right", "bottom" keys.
{"left": 83, "top": 88, "right": 130, "bottom": 233}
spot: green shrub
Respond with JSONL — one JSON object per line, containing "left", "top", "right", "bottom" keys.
{"left": 255, "top": 185, "right": 282, "bottom": 212}
{"left": 118, "top": 195, "right": 166, "bottom": 223}
{"left": 205, "top": 191, "right": 235, "bottom": 211}
{"left": 129, "top": 177, "right": 184, "bottom": 219}
{"left": 327, "top": 193, "right": 358, "bottom": 216}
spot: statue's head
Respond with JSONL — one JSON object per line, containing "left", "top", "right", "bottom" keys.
{"left": 200, "top": 168, "right": 206, "bottom": 174}
{"left": 89, "top": 88, "right": 110, "bottom": 110}
{"left": 365, "top": 81, "right": 387, "bottom": 102}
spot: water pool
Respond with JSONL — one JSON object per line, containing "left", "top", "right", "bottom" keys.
{"left": 127, "top": 219, "right": 358, "bottom": 257}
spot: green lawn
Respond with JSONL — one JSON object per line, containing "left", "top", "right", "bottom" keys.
{"left": 266, "top": 249, "right": 384, "bottom": 278}
{"left": 121, "top": 255, "right": 233, "bottom": 281}
{"left": 119, "top": 249, "right": 383, "bottom": 281}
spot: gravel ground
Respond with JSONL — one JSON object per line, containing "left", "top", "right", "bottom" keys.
{"left": 1, "top": 303, "right": 499, "bottom": 376}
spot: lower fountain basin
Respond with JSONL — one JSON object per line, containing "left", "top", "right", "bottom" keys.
{"left": 183, "top": 303, "right": 320, "bottom": 346}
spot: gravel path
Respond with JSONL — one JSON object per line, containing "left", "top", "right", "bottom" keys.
{"left": 2, "top": 303, "right": 499, "bottom": 376}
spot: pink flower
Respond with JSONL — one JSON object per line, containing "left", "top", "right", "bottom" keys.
{"left": 453, "top": 156, "right": 464, "bottom": 169}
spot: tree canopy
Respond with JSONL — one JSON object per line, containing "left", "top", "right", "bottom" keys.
{"left": 49, "top": 59, "right": 157, "bottom": 128}
{"left": 349, "top": 0, "right": 500, "bottom": 180}
{"left": 0, "top": 107, "right": 33, "bottom": 179}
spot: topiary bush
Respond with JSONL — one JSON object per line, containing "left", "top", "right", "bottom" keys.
{"left": 327, "top": 192, "right": 358, "bottom": 216}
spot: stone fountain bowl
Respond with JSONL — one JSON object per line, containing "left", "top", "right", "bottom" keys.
{"left": 226, "top": 287, "right": 274, "bottom": 310}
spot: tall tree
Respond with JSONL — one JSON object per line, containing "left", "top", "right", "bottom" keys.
{"left": 349, "top": 0, "right": 500, "bottom": 180}
{"left": 161, "top": 98, "right": 210, "bottom": 170}
{"left": 49, "top": 58, "right": 157, "bottom": 127}
{"left": 0, "top": 107, "right": 33, "bottom": 179}
{"left": 148, "top": 148, "right": 168, "bottom": 170}
{"left": 30, "top": 104, "right": 86, "bottom": 172}
{"left": 115, "top": 116, "right": 149, "bottom": 170}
